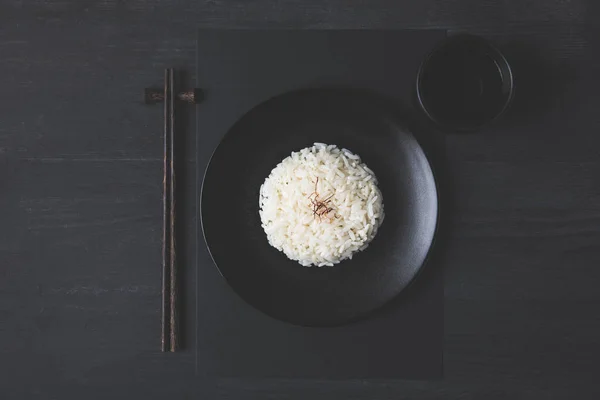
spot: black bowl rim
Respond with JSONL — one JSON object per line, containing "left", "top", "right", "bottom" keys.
{"left": 415, "top": 33, "right": 515, "bottom": 132}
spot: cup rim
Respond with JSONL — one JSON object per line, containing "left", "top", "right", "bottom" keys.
{"left": 415, "top": 33, "right": 515, "bottom": 132}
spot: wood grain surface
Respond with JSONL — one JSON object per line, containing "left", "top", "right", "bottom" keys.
{"left": 0, "top": 0, "right": 598, "bottom": 398}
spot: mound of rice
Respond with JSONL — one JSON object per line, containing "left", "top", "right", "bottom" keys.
{"left": 259, "top": 143, "right": 384, "bottom": 267}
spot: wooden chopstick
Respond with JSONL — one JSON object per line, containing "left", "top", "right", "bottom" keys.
{"left": 161, "top": 68, "right": 178, "bottom": 352}
{"left": 168, "top": 68, "right": 179, "bottom": 352}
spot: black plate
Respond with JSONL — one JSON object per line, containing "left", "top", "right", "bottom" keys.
{"left": 201, "top": 88, "right": 438, "bottom": 326}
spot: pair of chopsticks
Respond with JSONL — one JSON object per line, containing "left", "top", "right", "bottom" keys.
{"left": 145, "top": 69, "right": 200, "bottom": 352}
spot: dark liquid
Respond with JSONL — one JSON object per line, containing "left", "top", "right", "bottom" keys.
{"left": 420, "top": 46, "right": 505, "bottom": 129}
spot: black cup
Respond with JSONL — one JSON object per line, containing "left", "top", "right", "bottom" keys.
{"left": 416, "top": 34, "right": 514, "bottom": 132}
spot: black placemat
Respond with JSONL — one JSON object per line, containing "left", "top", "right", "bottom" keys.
{"left": 196, "top": 29, "right": 445, "bottom": 379}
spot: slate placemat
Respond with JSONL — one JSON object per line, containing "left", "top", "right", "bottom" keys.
{"left": 196, "top": 29, "right": 446, "bottom": 379}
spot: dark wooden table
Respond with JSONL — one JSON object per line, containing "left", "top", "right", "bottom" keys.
{"left": 1, "top": 1, "right": 599, "bottom": 398}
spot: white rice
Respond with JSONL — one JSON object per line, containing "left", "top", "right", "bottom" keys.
{"left": 259, "top": 143, "right": 385, "bottom": 267}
